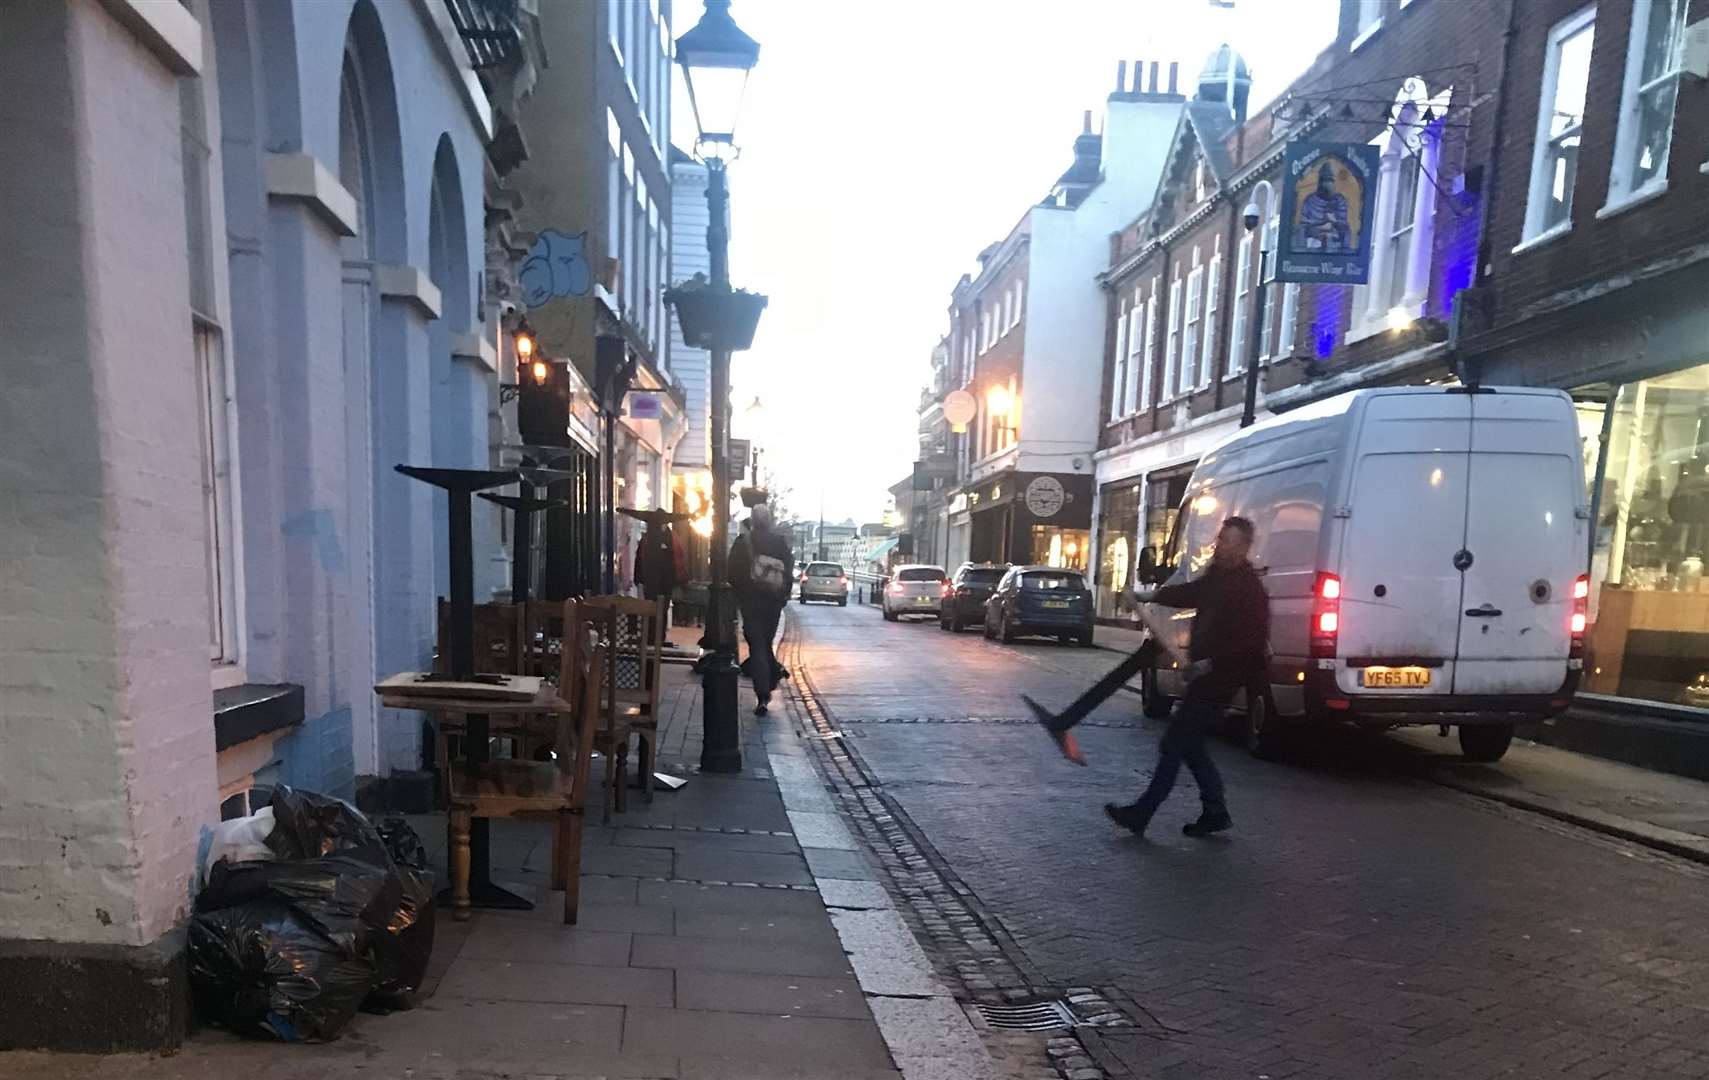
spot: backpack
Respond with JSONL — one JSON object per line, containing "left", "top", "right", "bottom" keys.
{"left": 751, "top": 552, "right": 790, "bottom": 597}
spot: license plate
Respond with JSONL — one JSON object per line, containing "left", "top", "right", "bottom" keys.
{"left": 1043, "top": 601, "right": 1070, "bottom": 609}
{"left": 915, "top": 597, "right": 932, "bottom": 605}
{"left": 1362, "top": 666, "right": 1431, "bottom": 688}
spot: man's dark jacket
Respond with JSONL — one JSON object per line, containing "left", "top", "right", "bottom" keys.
{"left": 1153, "top": 560, "right": 1270, "bottom": 677}
{"left": 729, "top": 526, "right": 795, "bottom": 618}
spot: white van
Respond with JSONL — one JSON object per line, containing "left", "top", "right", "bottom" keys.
{"left": 1140, "top": 386, "right": 1588, "bottom": 762}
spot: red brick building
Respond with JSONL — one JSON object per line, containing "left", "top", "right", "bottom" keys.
{"left": 1461, "top": 0, "right": 1709, "bottom": 713}
{"left": 1091, "top": 0, "right": 1512, "bottom": 620}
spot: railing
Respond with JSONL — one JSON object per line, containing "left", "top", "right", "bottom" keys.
{"left": 846, "top": 571, "right": 888, "bottom": 606}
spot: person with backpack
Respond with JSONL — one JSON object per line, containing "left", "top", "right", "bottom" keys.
{"left": 728, "top": 503, "right": 794, "bottom": 715}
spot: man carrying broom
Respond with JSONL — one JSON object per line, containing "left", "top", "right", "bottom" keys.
{"left": 1025, "top": 516, "right": 1268, "bottom": 839}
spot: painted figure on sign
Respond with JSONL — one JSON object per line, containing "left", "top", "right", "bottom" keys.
{"left": 1295, "top": 162, "right": 1352, "bottom": 253}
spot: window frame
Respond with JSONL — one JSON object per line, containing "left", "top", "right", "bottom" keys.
{"left": 1602, "top": 0, "right": 1686, "bottom": 213}
{"left": 1139, "top": 285, "right": 1158, "bottom": 411}
{"left": 1199, "top": 254, "right": 1221, "bottom": 391}
{"left": 1161, "top": 274, "right": 1182, "bottom": 402}
{"left": 1227, "top": 234, "right": 1251, "bottom": 379}
{"left": 1351, "top": 0, "right": 1386, "bottom": 50}
{"left": 1520, "top": 6, "right": 1596, "bottom": 246}
{"left": 1124, "top": 294, "right": 1145, "bottom": 414}
{"left": 1109, "top": 302, "right": 1130, "bottom": 423}
{"left": 1181, "top": 263, "right": 1203, "bottom": 395}
{"left": 1349, "top": 79, "right": 1447, "bottom": 342}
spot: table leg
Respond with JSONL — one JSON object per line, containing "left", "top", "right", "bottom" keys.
{"left": 437, "top": 712, "right": 534, "bottom": 912}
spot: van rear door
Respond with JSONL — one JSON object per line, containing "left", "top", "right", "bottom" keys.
{"left": 1450, "top": 392, "right": 1584, "bottom": 695}
{"left": 1336, "top": 393, "right": 1472, "bottom": 697}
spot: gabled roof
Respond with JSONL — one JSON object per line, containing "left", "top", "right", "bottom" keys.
{"left": 1184, "top": 101, "right": 1237, "bottom": 186}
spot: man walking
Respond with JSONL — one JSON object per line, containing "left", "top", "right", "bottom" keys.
{"left": 728, "top": 503, "right": 794, "bottom": 715}
{"left": 1027, "top": 516, "right": 1268, "bottom": 838}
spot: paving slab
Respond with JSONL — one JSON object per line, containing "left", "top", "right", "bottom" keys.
{"left": 636, "top": 879, "right": 827, "bottom": 915}
{"left": 580, "top": 843, "right": 675, "bottom": 878}
{"left": 628, "top": 933, "right": 855, "bottom": 978}
{"left": 673, "top": 908, "right": 845, "bottom": 947}
{"left": 786, "top": 808, "right": 859, "bottom": 849}
{"left": 457, "top": 922, "right": 634, "bottom": 966}
{"left": 435, "top": 957, "right": 674, "bottom": 1007}
{"left": 817, "top": 878, "right": 895, "bottom": 910}
{"left": 673, "top": 970, "right": 872, "bottom": 1019}
{"left": 866, "top": 995, "right": 1006, "bottom": 1080}
{"left": 671, "top": 847, "right": 813, "bottom": 886}
{"left": 623, "top": 1006, "right": 895, "bottom": 1070}
{"left": 829, "top": 907, "right": 950, "bottom": 998}
{"left": 803, "top": 845, "right": 877, "bottom": 881}
{"left": 612, "top": 826, "right": 801, "bottom": 855}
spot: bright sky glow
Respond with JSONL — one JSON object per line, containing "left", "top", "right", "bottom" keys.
{"left": 674, "top": 0, "right": 1339, "bottom": 525}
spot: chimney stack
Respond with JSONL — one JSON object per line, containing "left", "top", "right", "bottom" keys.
{"left": 1167, "top": 61, "right": 1179, "bottom": 95}
{"left": 1149, "top": 61, "right": 1160, "bottom": 93}
{"left": 1115, "top": 60, "right": 1128, "bottom": 93}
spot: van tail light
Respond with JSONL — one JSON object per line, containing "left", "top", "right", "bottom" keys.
{"left": 888, "top": 583, "right": 904, "bottom": 595}
{"left": 1310, "top": 572, "right": 1341, "bottom": 659}
{"left": 1569, "top": 574, "right": 1589, "bottom": 656}
{"left": 839, "top": 576, "right": 848, "bottom": 586}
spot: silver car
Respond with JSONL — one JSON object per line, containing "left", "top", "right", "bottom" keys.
{"left": 798, "top": 561, "right": 849, "bottom": 605}
{"left": 882, "top": 564, "right": 948, "bottom": 621}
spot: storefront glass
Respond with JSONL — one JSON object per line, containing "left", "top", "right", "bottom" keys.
{"left": 1144, "top": 469, "right": 1192, "bottom": 571}
{"left": 1095, "top": 481, "right": 1141, "bottom": 618}
{"left": 1581, "top": 366, "right": 1709, "bottom": 708}
{"left": 1029, "top": 525, "right": 1089, "bottom": 571}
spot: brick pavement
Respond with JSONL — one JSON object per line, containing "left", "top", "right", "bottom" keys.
{"left": 792, "top": 602, "right": 1709, "bottom": 1080}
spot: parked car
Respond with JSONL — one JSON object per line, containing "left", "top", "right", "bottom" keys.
{"left": 939, "top": 564, "right": 1008, "bottom": 631}
{"left": 882, "top": 565, "right": 948, "bottom": 621}
{"left": 983, "top": 567, "right": 1095, "bottom": 646}
{"left": 798, "top": 561, "right": 849, "bottom": 605}
{"left": 1138, "top": 385, "right": 1585, "bottom": 762}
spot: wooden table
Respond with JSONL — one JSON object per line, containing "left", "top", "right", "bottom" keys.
{"left": 376, "top": 672, "right": 569, "bottom": 910}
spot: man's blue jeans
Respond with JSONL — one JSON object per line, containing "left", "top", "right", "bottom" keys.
{"left": 1134, "top": 675, "right": 1231, "bottom": 818}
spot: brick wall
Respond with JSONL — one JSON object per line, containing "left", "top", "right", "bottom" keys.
{"left": 1482, "top": 0, "right": 1709, "bottom": 331}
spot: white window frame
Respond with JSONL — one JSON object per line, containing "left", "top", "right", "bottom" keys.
{"left": 1014, "top": 279, "right": 1025, "bottom": 325}
{"left": 1109, "top": 303, "right": 1129, "bottom": 423}
{"left": 1161, "top": 274, "right": 1182, "bottom": 402}
{"left": 1227, "top": 234, "right": 1251, "bottom": 378}
{"left": 1199, "top": 254, "right": 1221, "bottom": 391}
{"left": 1520, "top": 7, "right": 1596, "bottom": 246}
{"left": 1259, "top": 208, "right": 1280, "bottom": 361}
{"left": 1277, "top": 282, "right": 1299, "bottom": 359}
{"left": 1181, "top": 262, "right": 1203, "bottom": 395}
{"left": 1352, "top": 0, "right": 1385, "bottom": 50}
{"left": 1124, "top": 295, "right": 1144, "bottom": 414}
{"left": 608, "top": 0, "right": 624, "bottom": 62}
{"left": 1349, "top": 78, "right": 1448, "bottom": 342}
{"left": 1602, "top": 0, "right": 1686, "bottom": 214}
{"left": 1139, "top": 287, "right": 1157, "bottom": 409}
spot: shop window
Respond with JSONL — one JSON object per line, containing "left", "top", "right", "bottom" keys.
{"left": 1605, "top": 0, "right": 1686, "bottom": 210}
{"left": 1030, "top": 525, "right": 1089, "bottom": 571}
{"left": 1096, "top": 481, "right": 1141, "bottom": 618}
{"left": 1521, "top": 7, "right": 1595, "bottom": 244}
{"left": 1582, "top": 368, "right": 1709, "bottom": 708}
{"left": 1144, "top": 469, "right": 1191, "bottom": 573}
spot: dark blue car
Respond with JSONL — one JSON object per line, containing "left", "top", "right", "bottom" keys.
{"left": 983, "top": 566, "right": 1095, "bottom": 647}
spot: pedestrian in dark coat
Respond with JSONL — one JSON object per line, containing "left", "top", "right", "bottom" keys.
{"left": 635, "top": 522, "right": 680, "bottom": 602}
{"left": 1027, "top": 516, "right": 1268, "bottom": 838}
{"left": 728, "top": 504, "right": 794, "bottom": 715}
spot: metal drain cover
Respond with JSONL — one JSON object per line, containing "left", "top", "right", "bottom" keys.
{"left": 972, "top": 999, "right": 1078, "bottom": 1031}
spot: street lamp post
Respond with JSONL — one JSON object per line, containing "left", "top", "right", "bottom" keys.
{"left": 1240, "top": 180, "right": 1275, "bottom": 428}
{"left": 678, "top": 0, "right": 760, "bottom": 774}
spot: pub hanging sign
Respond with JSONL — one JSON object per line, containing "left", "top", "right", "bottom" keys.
{"left": 1275, "top": 142, "right": 1380, "bottom": 285}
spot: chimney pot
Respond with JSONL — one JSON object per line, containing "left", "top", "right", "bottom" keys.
{"left": 1150, "top": 61, "right": 1160, "bottom": 93}
{"left": 1116, "top": 60, "right": 1127, "bottom": 93}
{"left": 1168, "top": 61, "right": 1179, "bottom": 95}
{"left": 1083, "top": 109, "right": 1092, "bottom": 134}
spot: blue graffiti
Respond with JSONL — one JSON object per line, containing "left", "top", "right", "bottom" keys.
{"left": 520, "top": 229, "right": 592, "bottom": 308}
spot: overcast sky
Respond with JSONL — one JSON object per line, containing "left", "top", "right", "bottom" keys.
{"left": 673, "top": 0, "right": 1341, "bottom": 525}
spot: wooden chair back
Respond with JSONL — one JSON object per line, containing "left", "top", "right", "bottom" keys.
{"left": 558, "top": 609, "right": 603, "bottom": 801}
{"left": 578, "top": 596, "right": 666, "bottom": 716}
{"left": 519, "top": 599, "right": 563, "bottom": 678}
{"left": 436, "top": 599, "right": 525, "bottom": 675}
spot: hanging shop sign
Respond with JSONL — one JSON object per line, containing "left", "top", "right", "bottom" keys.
{"left": 627, "top": 392, "right": 662, "bottom": 420}
{"left": 1275, "top": 142, "right": 1380, "bottom": 285}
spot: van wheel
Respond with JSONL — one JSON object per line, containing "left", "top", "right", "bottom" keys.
{"left": 883, "top": 607, "right": 898, "bottom": 623}
{"left": 1140, "top": 664, "right": 1173, "bottom": 719}
{"left": 1244, "top": 692, "right": 1287, "bottom": 760}
{"left": 1458, "top": 723, "right": 1514, "bottom": 762}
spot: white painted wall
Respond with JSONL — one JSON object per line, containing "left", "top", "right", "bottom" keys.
{"left": 0, "top": 0, "right": 217, "bottom": 945}
{"left": 669, "top": 156, "right": 711, "bottom": 471}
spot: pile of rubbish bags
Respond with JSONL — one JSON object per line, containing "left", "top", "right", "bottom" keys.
{"left": 187, "top": 786, "right": 436, "bottom": 1042}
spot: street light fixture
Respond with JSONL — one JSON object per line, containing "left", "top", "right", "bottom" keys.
{"left": 1239, "top": 179, "right": 1274, "bottom": 428}
{"left": 678, "top": 0, "right": 761, "bottom": 775}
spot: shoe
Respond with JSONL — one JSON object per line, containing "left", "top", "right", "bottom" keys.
{"left": 1182, "top": 813, "right": 1232, "bottom": 837}
{"left": 753, "top": 703, "right": 769, "bottom": 716}
{"left": 1104, "top": 802, "right": 1151, "bottom": 836}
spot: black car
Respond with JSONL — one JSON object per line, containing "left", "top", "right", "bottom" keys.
{"left": 938, "top": 563, "right": 1008, "bottom": 632}
{"left": 983, "top": 566, "right": 1095, "bottom": 646}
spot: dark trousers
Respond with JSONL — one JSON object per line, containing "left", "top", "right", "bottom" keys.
{"left": 1050, "top": 650, "right": 1232, "bottom": 818}
{"left": 740, "top": 605, "right": 782, "bottom": 701}
{"left": 1134, "top": 674, "right": 1231, "bottom": 818}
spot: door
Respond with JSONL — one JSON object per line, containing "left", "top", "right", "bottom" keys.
{"left": 1452, "top": 394, "right": 1584, "bottom": 694}
{"left": 1335, "top": 394, "right": 1473, "bottom": 698}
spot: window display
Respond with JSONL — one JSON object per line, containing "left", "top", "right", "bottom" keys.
{"left": 1581, "top": 367, "right": 1709, "bottom": 707}
{"left": 1095, "top": 481, "right": 1141, "bottom": 618}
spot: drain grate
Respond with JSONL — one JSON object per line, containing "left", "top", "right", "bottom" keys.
{"left": 972, "top": 999, "right": 1078, "bottom": 1031}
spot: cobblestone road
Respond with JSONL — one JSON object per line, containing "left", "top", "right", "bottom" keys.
{"left": 790, "top": 602, "right": 1709, "bottom": 1080}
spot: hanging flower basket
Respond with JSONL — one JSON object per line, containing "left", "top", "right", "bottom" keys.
{"left": 667, "top": 276, "right": 769, "bottom": 351}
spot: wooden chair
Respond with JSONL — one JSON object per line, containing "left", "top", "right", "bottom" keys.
{"left": 433, "top": 600, "right": 526, "bottom": 793}
{"left": 566, "top": 597, "right": 666, "bottom": 819}
{"left": 447, "top": 603, "right": 602, "bottom": 925}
